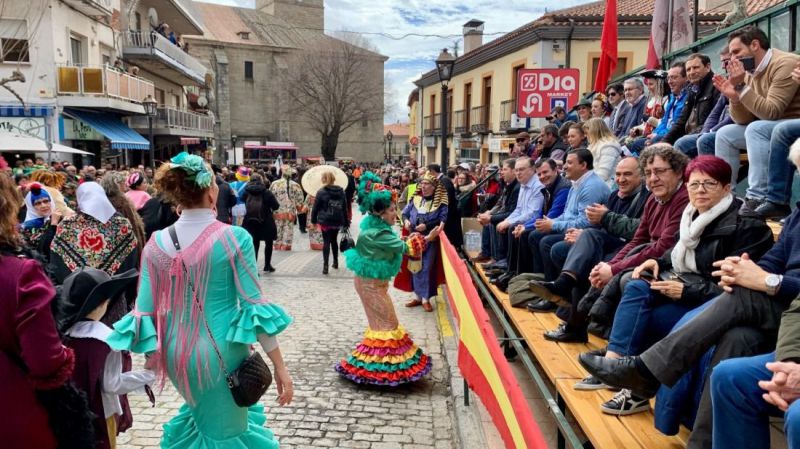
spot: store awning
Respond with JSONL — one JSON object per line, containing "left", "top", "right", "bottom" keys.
{"left": 180, "top": 137, "right": 201, "bottom": 145}
{"left": 0, "top": 104, "right": 54, "bottom": 117}
{"left": 63, "top": 109, "right": 149, "bottom": 150}
{"left": 0, "top": 132, "right": 93, "bottom": 155}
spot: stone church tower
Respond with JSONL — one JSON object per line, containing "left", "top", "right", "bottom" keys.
{"left": 256, "top": 0, "right": 324, "bottom": 31}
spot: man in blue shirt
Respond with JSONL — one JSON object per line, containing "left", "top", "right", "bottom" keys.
{"left": 628, "top": 62, "right": 689, "bottom": 154}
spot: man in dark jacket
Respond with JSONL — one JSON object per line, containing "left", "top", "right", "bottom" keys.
{"left": 428, "top": 163, "right": 462, "bottom": 248}
{"left": 527, "top": 157, "right": 649, "bottom": 334}
{"left": 472, "top": 158, "right": 519, "bottom": 264}
{"left": 662, "top": 53, "right": 720, "bottom": 146}
{"left": 537, "top": 125, "right": 570, "bottom": 163}
{"left": 214, "top": 170, "right": 237, "bottom": 224}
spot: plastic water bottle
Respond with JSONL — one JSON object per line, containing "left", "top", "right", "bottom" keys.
{"left": 464, "top": 230, "right": 481, "bottom": 253}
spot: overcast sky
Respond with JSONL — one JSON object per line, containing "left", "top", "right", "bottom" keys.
{"left": 198, "top": 0, "right": 595, "bottom": 123}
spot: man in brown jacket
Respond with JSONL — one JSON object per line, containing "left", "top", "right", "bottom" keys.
{"left": 711, "top": 26, "right": 800, "bottom": 217}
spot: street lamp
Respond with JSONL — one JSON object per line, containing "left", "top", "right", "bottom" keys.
{"left": 231, "top": 134, "right": 238, "bottom": 165}
{"left": 386, "top": 130, "right": 393, "bottom": 162}
{"left": 435, "top": 48, "right": 455, "bottom": 167}
{"left": 143, "top": 95, "right": 158, "bottom": 168}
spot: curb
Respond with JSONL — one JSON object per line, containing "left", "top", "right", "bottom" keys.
{"left": 434, "top": 289, "right": 492, "bottom": 449}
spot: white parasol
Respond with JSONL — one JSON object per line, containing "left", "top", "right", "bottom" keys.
{"left": 301, "top": 164, "right": 348, "bottom": 196}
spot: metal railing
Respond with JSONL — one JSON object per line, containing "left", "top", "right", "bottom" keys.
{"left": 128, "top": 106, "right": 213, "bottom": 133}
{"left": 454, "top": 109, "right": 467, "bottom": 133}
{"left": 124, "top": 30, "right": 207, "bottom": 79}
{"left": 423, "top": 115, "right": 435, "bottom": 136}
{"left": 56, "top": 64, "right": 155, "bottom": 103}
{"left": 470, "top": 105, "right": 491, "bottom": 133}
{"left": 499, "top": 99, "right": 515, "bottom": 131}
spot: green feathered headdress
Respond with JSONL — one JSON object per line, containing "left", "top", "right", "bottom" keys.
{"left": 356, "top": 171, "right": 395, "bottom": 214}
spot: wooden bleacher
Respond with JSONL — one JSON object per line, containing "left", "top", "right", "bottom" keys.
{"left": 474, "top": 266, "right": 692, "bottom": 449}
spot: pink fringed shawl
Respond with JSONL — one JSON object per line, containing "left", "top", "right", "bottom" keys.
{"left": 136, "top": 221, "right": 269, "bottom": 401}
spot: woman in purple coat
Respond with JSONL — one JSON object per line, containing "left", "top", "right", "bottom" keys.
{"left": 0, "top": 172, "right": 75, "bottom": 449}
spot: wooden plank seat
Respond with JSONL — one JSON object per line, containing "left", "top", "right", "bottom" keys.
{"left": 474, "top": 263, "right": 690, "bottom": 449}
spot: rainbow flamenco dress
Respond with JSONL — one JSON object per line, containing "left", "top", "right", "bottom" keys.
{"left": 335, "top": 175, "right": 432, "bottom": 386}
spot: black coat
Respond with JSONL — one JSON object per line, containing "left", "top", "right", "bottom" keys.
{"left": 490, "top": 180, "right": 520, "bottom": 224}
{"left": 311, "top": 185, "right": 349, "bottom": 227}
{"left": 663, "top": 71, "right": 720, "bottom": 144}
{"left": 439, "top": 175, "right": 463, "bottom": 247}
{"left": 241, "top": 181, "right": 279, "bottom": 242}
{"left": 655, "top": 197, "right": 774, "bottom": 306}
{"left": 215, "top": 176, "right": 237, "bottom": 224}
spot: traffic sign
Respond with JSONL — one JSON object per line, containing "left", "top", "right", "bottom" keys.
{"left": 516, "top": 68, "right": 580, "bottom": 118}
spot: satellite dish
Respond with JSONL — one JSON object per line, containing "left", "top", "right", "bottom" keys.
{"left": 197, "top": 96, "right": 208, "bottom": 107}
{"left": 148, "top": 8, "right": 159, "bottom": 28}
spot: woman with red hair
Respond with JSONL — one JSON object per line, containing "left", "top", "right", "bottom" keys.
{"left": 579, "top": 156, "right": 775, "bottom": 415}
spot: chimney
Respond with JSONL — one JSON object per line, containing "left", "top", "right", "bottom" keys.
{"left": 463, "top": 19, "right": 484, "bottom": 54}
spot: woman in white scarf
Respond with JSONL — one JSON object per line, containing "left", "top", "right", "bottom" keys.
{"left": 578, "top": 156, "right": 774, "bottom": 415}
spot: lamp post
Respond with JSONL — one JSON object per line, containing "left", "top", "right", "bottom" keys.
{"left": 143, "top": 95, "right": 158, "bottom": 168}
{"left": 386, "top": 130, "right": 393, "bottom": 162}
{"left": 231, "top": 134, "right": 238, "bottom": 165}
{"left": 435, "top": 48, "right": 455, "bottom": 168}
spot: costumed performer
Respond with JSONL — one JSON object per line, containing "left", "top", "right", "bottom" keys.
{"left": 20, "top": 183, "right": 61, "bottom": 260}
{"left": 335, "top": 172, "right": 442, "bottom": 386}
{"left": 270, "top": 166, "right": 305, "bottom": 251}
{"left": 106, "top": 152, "right": 294, "bottom": 448}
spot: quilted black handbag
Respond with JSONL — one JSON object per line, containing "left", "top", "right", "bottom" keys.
{"left": 339, "top": 228, "right": 355, "bottom": 253}
{"left": 168, "top": 226, "right": 272, "bottom": 407}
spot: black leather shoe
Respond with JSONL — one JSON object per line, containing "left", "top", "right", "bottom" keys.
{"left": 495, "top": 273, "right": 514, "bottom": 292}
{"left": 332, "top": 261, "right": 339, "bottom": 269}
{"left": 529, "top": 281, "right": 570, "bottom": 308}
{"left": 526, "top": 298, "right": 557, "bottom": 313}
{"left": 492, "top": 272, "right": 514, "bottom": 285}
{"left": 544, "top": 323, "right": 588, "bottom": 343}
{"left": 578, "top": 354, "right": 659, "bottom": 398}
{"left": 484, "top": 268, "right": 506, "bottom": 277}
{"left": 755, "top": 201, "right": 791, "bottom": 220}
{"left": 739, "top": 197, "right": 763, "bottom": 218}
{"left": 323, "top": 266, "right": 329, "bottom": 275}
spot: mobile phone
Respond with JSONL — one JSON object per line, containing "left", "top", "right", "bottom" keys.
{"left": 740, "top": 56, "right": 756, "bottom": 72}
{"left": 638, "top": 270, "right": 656, "bottom": 282}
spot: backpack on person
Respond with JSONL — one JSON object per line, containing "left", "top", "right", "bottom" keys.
{"left": 244, "top": 194, "right": 264, "bottom": 226}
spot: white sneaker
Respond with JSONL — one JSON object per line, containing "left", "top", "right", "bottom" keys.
{"left": 600, "top": 389, "right": 650, "bottom": 416}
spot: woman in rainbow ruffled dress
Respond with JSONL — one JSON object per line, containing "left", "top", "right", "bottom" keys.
{"left": 335, "top": 172, "right": 442, "bottom": 385}
{"left": 106, "top": 152, "right": 294, "bottom": 448}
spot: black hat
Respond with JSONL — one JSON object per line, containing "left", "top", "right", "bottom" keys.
{"left": 55, "top": 267, "right": 139, "bottom": 333}
{"left": 639, "top": 69, "right": 668, "bottom": 79}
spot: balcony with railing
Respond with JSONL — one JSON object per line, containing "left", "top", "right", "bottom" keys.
{"left": 470, "top": 105, "right": 491, "bottom": 134}
{"left": 61, "top": 0, "right": 111, "bottom": 16}
{"left": 123, "top": 30, "right": 208, "bottom": 86}
{"left": 499, "top": 99, "right": 515, "bottom": 131}
{"left": 453, "top": 110, "right": 467, "bottom": 134}
{"left": 56, "top": 65, "right": 155, "bottom": 114}
{"left": 128, "top": 106, "right": 214, "bottom": 137}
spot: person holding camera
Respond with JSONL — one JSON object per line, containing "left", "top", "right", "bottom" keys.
{"left": 546, "top": 106, "right": 568, "bottom": 127}
{"left": 711, "top": 26, "right": 800, "bottom": 215}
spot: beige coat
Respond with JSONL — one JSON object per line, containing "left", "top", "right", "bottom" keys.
{"left": 730, "top": 49, "right": 800, "bottom": 124}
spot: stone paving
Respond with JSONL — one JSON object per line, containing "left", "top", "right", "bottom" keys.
{"left": 118, "top": 216, "right": 458, "bottom": 448}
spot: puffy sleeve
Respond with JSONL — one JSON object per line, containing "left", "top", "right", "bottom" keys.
{"left": 106, "top": 245, "right": 158, "bottom": 354}
{"left": 225, "top": 227, "right": 292, "bottom": 345}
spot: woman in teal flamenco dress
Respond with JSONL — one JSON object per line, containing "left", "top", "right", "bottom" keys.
{"left": 335, "top": 172, "right": 442, "bottom": 385}
{"left": 106, "top": 153, "right": 294, "bottom": 448}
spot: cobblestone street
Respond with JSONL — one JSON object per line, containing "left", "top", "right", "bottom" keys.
{"left": 118, "top": 216, "right": 458, "bottom": 448}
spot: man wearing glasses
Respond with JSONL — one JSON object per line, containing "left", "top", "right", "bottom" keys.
{"left": 511, "top": 132, "right": 534, "bottom": 158}
{"left": 605, "top": 83, "right": 625, "bottom": 131}
{"left": 676, "top": 47, "right": 735, "bottom": 158}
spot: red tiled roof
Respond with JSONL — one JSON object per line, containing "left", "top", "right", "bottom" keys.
{"left": 703, "top": 0, "right": 785, "bottom": 15}
{"left": 384, "top": 123, "right": 410, "bottom": 137}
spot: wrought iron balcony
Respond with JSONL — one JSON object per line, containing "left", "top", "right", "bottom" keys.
{"left": 128, "top": 106, "right": 213, "bottom": 137}
{"left": 499, "top": 99, "right": 515, "bottom": 131}
{"left": 123, "top": 30, "right": 208, "bottom": 86}
{"left": 454, "top": 110, "right": 467, "bottom": 134}
{"left": 470, "top": 105, "right": 491, "bottom": 134}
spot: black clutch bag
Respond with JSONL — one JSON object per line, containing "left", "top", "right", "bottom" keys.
{"left": 168, "top": 226, "right": 272, "bottom": 407}
{"left": 340, "top": 229, "right": 355, "bottom": 253}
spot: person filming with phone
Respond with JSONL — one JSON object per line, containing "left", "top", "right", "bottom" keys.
{"left": 710, "top": 26, "right": 800, "bottom": 218}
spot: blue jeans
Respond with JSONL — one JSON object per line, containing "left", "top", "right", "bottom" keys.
{"left": 711, "top": 352, "right": 800, "bottom": 449}
{"left": 744, "top": 119, "right": 790, "bottom": 201}
{"left": 715, "top": 124, "right": 748, "bottom": 186}
{"left": 531, "top": 232, "right": 566, "bottom": 280}
{"left": 607, "top": 279, "right": 695, "bottom": 356}
{"left": 674, "top": 133, "right": 701, "bottom": 158}
{"left": 697, "top": 132, "right": 717, "bottom": 156}
{"left": 766, "top": 119, "right": 800, "bottom": 205}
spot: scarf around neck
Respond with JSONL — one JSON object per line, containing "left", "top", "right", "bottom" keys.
{"left": 671, "top": 193, "right": 733, "bottom": 273}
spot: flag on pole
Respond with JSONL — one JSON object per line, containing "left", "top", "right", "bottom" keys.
{"left": 647, "top": 0, "right": 694, "bottom": 69}
{"left": 594, "top": 0, "right": 618, "bottom": 92}
{"left": 275, "top": 154, "right": 283, "bottom": 177}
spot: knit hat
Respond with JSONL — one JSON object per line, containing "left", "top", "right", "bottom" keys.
{"left": 27, "top": 182, "right": 51, "bottom": 204}
{"left": 235, "top": 166, "right": 251, "bottom": 182}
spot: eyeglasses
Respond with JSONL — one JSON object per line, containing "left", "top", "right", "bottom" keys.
{"left": 607, "top": 91, "right": 618, "bottom": 97}
{"left": 687, "top": 180, "right": 722, "bottom": 191}
{"left": 643, "top": 167, "right": 673, "bottom": 179}
{"left": 33, "top": 199, "right": 51, "bottom": 206}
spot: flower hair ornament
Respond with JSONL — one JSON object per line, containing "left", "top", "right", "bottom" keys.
{"left": 405, "top": 232, "right": 427, "bottom": 273}
{"left": 169, "top": 152, "right": 213, "bottom": 188}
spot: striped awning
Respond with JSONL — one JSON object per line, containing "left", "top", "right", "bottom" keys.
{"left": 0, "top": 104, "right": 54, "bottom": 117}
{"left": 62, "top": 109, "right": 150, "bottom": 151}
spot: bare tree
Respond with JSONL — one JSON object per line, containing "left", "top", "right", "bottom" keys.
{"left": 285, "top": 34, "right": 385, "bottom": 160}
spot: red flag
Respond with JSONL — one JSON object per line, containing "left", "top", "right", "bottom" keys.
{"left": 594, "top": 0, "right": 618, "bottom": 92}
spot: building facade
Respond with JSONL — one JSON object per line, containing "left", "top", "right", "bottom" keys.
{"left": 185, "top": 1, "right": 386, "bottom": 165}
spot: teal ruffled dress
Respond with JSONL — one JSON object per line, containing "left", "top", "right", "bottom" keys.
{"left": 107, "top": 224, "right": 292, "bottom": 448}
